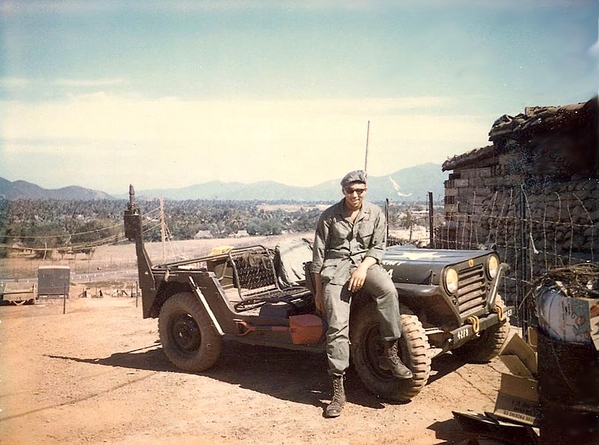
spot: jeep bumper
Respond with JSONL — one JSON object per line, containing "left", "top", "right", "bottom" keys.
{"left": 449, "top": 305, "right": 514, "bottom": 349}
{"left": 426, "top": 305, "right": 514, "bottom": 351}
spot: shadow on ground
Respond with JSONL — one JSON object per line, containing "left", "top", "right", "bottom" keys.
{"left": 428, "top": 352, "right": 469, "bottom": 384}
{"left": 47, "top": 341, "right": 470, "bottom": 412}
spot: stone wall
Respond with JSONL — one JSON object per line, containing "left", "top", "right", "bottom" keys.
{"left": 439, "top": 97, "right": 598, "bottom": 304}
{"left": 441, "top": 177, "right": 598, "bottom": 304}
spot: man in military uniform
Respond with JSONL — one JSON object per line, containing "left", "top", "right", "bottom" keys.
{"left": 311, "top": 170, "right": 412, "bottom": 418}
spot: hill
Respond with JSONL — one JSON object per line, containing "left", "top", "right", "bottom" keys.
{"left": 0, "top": 163, "right": 446, "bottom": 202}
{"left": 133, "top": 163, "right": 445, "bottom": 203}
{"left": 0, "top": 178, "right": 115, "bottom": 200}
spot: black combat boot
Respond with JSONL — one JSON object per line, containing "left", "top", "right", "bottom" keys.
{"left": 324, "top": 375, "right": 346, "bottom": 418}
{"left": 380, "top": 340, "right": 413, "bottom": 380}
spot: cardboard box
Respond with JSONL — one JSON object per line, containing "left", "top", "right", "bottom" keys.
{"left": 493, "top": 373, "right": 540, "bottom": 426}
{"left": 501, "top": 332, "right": 538, "bottom": 376}
{"left": 499, "top": 355, "right": 535, "bottom": 379}
{"left": 526, "top": 327, "right": 538, "bottom": 351}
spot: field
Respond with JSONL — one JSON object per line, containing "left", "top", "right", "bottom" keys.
{"left": 0, "top": 228, "right": 429, "bottom": 296}
{"left": 0, "top": 233, "right": 316, "bottom": 296}
{"left": 0, "top": 234, "right": 512, "bottom": 445}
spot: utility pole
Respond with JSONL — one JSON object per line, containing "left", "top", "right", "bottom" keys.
{"left": 160, "top": 197, "right": 166, "bottom": 263}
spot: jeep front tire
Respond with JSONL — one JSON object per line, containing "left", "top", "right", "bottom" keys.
{"left": 350, "top": 303, "right": 431, "bottom": 402}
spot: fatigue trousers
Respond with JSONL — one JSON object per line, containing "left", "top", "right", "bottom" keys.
{"left": 322, "top": 263, "right": 402, "bottom": 377}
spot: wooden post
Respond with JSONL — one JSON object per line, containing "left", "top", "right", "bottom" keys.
{"left": 160, "top": 197, "right": 166, "bottom": 263}
{"left": 385, "top": 198, "right": 389, "bottom": 242}
{"left": 428, "top": 191, "right": 434, "bottom": 248}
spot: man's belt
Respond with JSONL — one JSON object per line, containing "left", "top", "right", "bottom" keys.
{"left": 325, "top": 251, "right": 366, "bottom": 260}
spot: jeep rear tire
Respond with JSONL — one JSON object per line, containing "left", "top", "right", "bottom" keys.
{"left": 350, "top": 303, "right": 431, "bottom": 402}
{"left": 452, "top": 295, "right": 510, "bottom": 363}
{"left": 158, "top": 292, "right": 222, "bottom": 372}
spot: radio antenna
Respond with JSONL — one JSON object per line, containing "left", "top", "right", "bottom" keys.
{"left": 364, "top": 120, "right": 370, "bottom": 174}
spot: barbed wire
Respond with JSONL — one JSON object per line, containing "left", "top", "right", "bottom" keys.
{"left": 9, "top": 221, "right": 124, "bottom": 240}
{"left": 421, "top": 186, "right": 595, "bottom": 308}
{"left": 1, "top": 207, "right": 163, "bottom": 253}
{"left": 0, "top": 206, "right": 161, "bottom": 241}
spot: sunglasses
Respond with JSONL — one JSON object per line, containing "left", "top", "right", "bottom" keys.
{"left": 345, "top": 187, "right": 367, "bottom": 195}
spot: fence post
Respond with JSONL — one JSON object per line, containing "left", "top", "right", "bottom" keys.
{"left": 519, "top": 185, "right": 529, "bottom": 340}
{"left": 385, "top": 198, "right": 389, "bottom": 243}
{"left": 428, "top": 191, "right": 434, "bottom": 248}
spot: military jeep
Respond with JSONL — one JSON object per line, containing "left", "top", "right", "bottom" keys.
{"left": 124, "top": 186, "right": 512, "bottom": 402}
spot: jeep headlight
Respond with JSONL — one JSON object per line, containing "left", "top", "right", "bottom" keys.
{"left": 444, "top": 268, "right": 459, "bottom": 294}
{"left": 486, "top": 254, "right": 500, "bottom": 280}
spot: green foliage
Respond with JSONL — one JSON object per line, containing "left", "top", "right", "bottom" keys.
{"left": 21, "top": 221, "right": 70, "bottom": 258}
{"left": 0, "top": 199, "right": 322, "bottom": 252}
{"left": 0, "top": 227, "right": 9, "bottom": 259}
{"left": 70, "top": 219, "right": 119, "bottom": 245}
{"left": 246, "top": 217, "right": 283, "bottom": 236}
{"left": 289, "top": 208, "right": 322, "bottom": 232}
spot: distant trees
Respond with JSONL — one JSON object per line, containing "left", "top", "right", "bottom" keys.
{"left": 0, "top": 198, "right": 326, "bottom": 258}
{"left": 69, "top": 219, "right": 120, "bottom": 247}
{"left": 0, "top": 198, "right": 436, "bottom": 259}
{"left": 246, "top": 217, "right": 283, "bottom": 236}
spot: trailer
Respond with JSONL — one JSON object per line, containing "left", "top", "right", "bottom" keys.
{"left": 0, "top": 282, "right": 36, "bottom": 305}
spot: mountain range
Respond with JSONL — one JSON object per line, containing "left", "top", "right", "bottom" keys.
{"left": 0, "top": 163, "right": 446, "bottom": 202}
{"left": 0, "top": 177, "right": 114, "bottom": 201}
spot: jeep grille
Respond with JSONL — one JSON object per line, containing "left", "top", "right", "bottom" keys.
{"left": 456, "top": 264, "right": 487, "bottom": 318}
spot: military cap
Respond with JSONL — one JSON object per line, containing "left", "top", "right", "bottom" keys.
{"left": 340, "top": 170, "right": 367, "bottom": 187}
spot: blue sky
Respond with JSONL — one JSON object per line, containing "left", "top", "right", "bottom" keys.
{"left": 1, "top": 0, "right": 597, "bottom": 194}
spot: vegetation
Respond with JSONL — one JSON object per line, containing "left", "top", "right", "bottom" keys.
{"left": 0, "top": 198, "right": 327, "bottom": 258}
{"left": 0, "top": 198, "right": 433, "bottom": 259}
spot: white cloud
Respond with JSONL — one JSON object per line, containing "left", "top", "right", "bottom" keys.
{"left": 55, "top": 78, "right": 126, "bottom": 87}
{"left": 0, "top": 77, "right": 31, "bottom": 88}
{"left": 1, "top": 93, "right": 490, "bottom": 192}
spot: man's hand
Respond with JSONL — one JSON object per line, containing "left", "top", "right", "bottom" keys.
{"left": 314, "top": 289, "right": 325, "bottom": 314}
{"left": 348, "top": 266, "right": 367, "bottom": 292}
{"left": 348, "top": 257, "right": 376, "bottom": 292}
{"left": 312, "top": 272, "right": 325, "bottom": 315}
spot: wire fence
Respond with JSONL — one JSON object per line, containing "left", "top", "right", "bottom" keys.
{"left": 386, "top": 182, "right": 598, "bottom": 330}
{"left": 4, "top": 186, "right": 596, "bottom": 322}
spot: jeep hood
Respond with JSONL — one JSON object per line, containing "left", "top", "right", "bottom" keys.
{"left": 382, "top": 245, "right": 494, "bottom": 285}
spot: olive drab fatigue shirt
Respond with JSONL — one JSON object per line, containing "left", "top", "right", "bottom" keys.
{"left": 311, "top": 199, "right": 387, "bottom": 285}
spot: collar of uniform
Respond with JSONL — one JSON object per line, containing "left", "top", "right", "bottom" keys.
{"left": 335, "top": 199, "right": 372, "bottom": 222}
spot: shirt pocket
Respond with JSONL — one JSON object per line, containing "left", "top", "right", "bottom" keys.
{"left": 356, "top": 221, "right": 375, "bottom": 246}
{"left": 331, "top": 221, "right": 351, "bottom": 245}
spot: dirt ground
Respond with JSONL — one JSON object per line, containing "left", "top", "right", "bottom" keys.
{"left": 0, "top": 236, "right": 515, "bottom": 445}
{"left": 0, "top": 296, "right": 515, "bottom": 445}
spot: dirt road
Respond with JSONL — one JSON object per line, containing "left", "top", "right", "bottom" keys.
{"left": 0, "top": 296, "right": 511, "bottom": 445}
